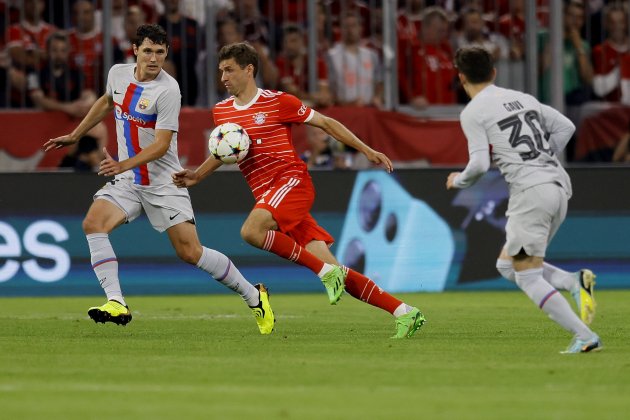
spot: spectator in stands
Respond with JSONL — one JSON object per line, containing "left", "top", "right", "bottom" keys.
{"left": 592, "top": 3, "right": 629, "bottom": 102}
{"left": 68, "top": 0, "right": 123, "bottom": 95}
{"left": 365, "top": 3, "right": 384, "bottom": 57}
{"left": 231, "top": 1, "right": 279, "bottom": 90}
{"left": 58, "top": 135, "right": 102, "bottom": 172}
{"left": 455, "top": 8, "right": 508, "bottom": 62}
{"left": 302, "top": 125, "right": 354, "bottom": 170}
{"left": 94, "top": 0, "right": 126, "bottom": 42}
{"left": 234, "top": 0, "right": 271, "bottom": 48}
{"left": 539, "top": 0, "right": 593, "bottom": 105}
{"left": 399, "top": 6, "right": 456, "bottom": 109}
{"left": 119, "top": 6, "right": 146, "bottom": 64}
{"left": 158, "top": 0, "right": 200, "bottom": 106}
{"left": 497, "top": 0, "right": 526, "bottom": 61}
{"left": 276, "top": 24, "right": 332, "bottom": 108}
{"left": 29, "top": 32, "right": 88, "bottom": 117}
{"left": 315, "top": 1, "right": 332, "bottom": 57}
{"left": 28, "top": 31, "right": 107, "bottom": 164}
{"left": 327, "top": 12, "right": 383, "bottom": 107}
{"left": 398, "top": 0, "right": 423, "bottom": 48}
{"left": 5, "top": 0, "right": 56, "bottom": 107}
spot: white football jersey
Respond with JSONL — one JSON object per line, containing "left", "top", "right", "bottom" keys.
{"left": 459, "top": 84, "right": 573, "bottom": 197}
{"left": 106, "top": 64, "right": 182, "bottom": 187}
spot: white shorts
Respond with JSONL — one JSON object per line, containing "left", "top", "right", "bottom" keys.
{"left": 94, "top": 177, "right": 195, "bottom": 233}
{"left": 504, "top": 183, "right": 568, "bottom": 257}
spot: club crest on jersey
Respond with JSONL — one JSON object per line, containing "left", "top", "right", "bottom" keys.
{"left": 298, "top": 104, "right": 307, "bottom": 116}
{"left": 253, "top": 112, "right": 267, "bottom": 125}
{"left": 138, "top": 98, "right": 150, "bottom": 110}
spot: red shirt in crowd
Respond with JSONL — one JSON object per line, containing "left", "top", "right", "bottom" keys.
{"left": 592, "top": 40, "right": 630, "bottom": 102}
{"left": 399, "top": 42, "right": 457, "bottom": 105}
{"left": 68, "top": 28, "right": 104, "bottom": 92}
{"left": 276, "top": 55, "right": 328, "bottom": 94}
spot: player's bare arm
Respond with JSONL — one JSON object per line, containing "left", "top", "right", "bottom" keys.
{"left": 98, "top": 129, "right": 173, "bottom": 176}
{"left": 43, "top": 94, "right": 114, "bottom": 151}
{"left": 307, "top": 111, "right": 394, "bottom": 173}
{"left": 172, "top": 155, "right": 223, "bottom": 188}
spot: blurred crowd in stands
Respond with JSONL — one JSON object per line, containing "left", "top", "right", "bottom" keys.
{"left": 1, "top": 0, "right": 630, "bottom": 166}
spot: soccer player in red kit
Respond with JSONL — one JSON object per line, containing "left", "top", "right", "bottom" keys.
{"left": 173, "top": 42, "right": 425, "bottom": 338}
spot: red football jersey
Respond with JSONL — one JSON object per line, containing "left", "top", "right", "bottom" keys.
{"left": 212, "top": 89, "right": 314, "bottom": 200}
{"left": 6, "top": 21, "right": 55, "bottom": 52}
{"left": 593, "top": 40, "right": 629, "bottom": 101}
{"left": 68, "top": 29, "right": 105, "bottom": 92}
{"left": 399, "top": 42, "right": 457, "bottom": 104}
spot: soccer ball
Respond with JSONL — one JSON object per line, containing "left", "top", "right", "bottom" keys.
{"left": 208, "top": 122, "right": 250, "bottom": 164}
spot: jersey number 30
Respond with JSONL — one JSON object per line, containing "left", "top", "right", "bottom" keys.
{"left": 498, "top": 111, "right": 553, "bottom": 161}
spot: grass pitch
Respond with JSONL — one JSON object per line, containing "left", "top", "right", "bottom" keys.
{"left": 1, "top": 290, "right": 629, "bottom": 420}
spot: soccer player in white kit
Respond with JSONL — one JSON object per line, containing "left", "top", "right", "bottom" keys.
{"left": 43, "top": 24, "right": 275, "bottom": 334}
{"left": 446, "top": 47, "right": 601, "bottom": 353}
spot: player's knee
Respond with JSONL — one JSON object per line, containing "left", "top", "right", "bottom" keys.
{"left": 175, "top": 244, "right": 202, "bottom": 265}
{"left": 496, "top": 259, "right": 516, "bottom": 282}
{"left": 82, "top": 215, "right": 102, "bottom": 234}
{"left": 240, "top": 224, "right": 264, "bottom": 248}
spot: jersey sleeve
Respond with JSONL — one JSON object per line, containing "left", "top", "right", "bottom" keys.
{"left": 105, "top": 66, "right": 115, "bottom": 97}
{"left": 155, "top": 85, "right": 181, "bottom": 132}
{"left": 453, "top": 149, "right": 491, "bottom": 188}
{"left": 452, "top": 107, "right": 491, "bottom": 188}
{"left": 540, "top": 104, "right": 575, "bottom": 155}
{"left": 278, "top": 93, "right": 314, "bottom": 124}
{"left": 460, "top": 106, "right": 490, "bottom": 154}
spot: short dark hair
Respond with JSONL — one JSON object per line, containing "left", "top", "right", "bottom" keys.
{"left": 134, "top": 24, "right": 168, "bottom": 47}
{"left": 218, "top": 42, "right": 259, "bottom": 77}
{"left": 283, "top": 23, "right": 303, "bottom": 38}
{"left": 454, "top": 47, "right": 494, "bottom": 84}
{"left": 46, "top": 31, "right": 69, "bottom": 51}
{"left": 423, "top": 6, "right": 448, "bottom": 25}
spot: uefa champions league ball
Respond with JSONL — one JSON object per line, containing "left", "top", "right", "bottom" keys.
{"left": 208, "top": 122, "right": 251, "bottom": 164}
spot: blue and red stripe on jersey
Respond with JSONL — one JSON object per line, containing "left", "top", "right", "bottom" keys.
{"left": 116, "top": 83, "right": 157, "bottom": 185}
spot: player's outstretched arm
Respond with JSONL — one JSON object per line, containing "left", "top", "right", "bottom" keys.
{"left": 172, "top": 156, "right": 223, "bottom": 188}
{"left": 43, "top": 93, "right": 114, "bottom": 152}
{"left": 306, "top": 112, "right": 393, "bottom": 173}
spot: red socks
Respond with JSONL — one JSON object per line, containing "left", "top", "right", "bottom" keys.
{"left": 344, "top": 269, "right": 402, "bottom": 315}
{"left": 263, "top": 230, "right": 324, "bottom": 273}
{"left": 262, "top": 231, "right": 402, "bottom": 315}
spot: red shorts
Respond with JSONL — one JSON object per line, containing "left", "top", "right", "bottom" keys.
{"left": 254, "top": 175, "right": 334, "bottom": 247}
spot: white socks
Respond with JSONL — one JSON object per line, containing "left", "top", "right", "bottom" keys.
{"left": 543, "top": 262, "right": 579, "bottom": 293}
{"left": 393, "top": 303, "right": 413, "bottom": 317}
{"left": 496, "top": 259, "right": 516, "bottom": 282}
{"left": 86, "top": 233, "right": 126, "bottom": 306}
{"left": 87, "top": 237, "right": 259, "bottom": 308}
{"left": 514, "top": 268, "right": 593, "bottom": 340}
{"left": 196, "top": 247, "right": 259, "bottom": 307}
{"left": 496, "top": 259, "right": 579, "bottom": 292}
{"left": 317, "top": 263, "right": 335, "bottom": 278}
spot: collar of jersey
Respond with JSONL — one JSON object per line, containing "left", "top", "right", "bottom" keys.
{"left": 233, "top": 88, "right": 262, "bottom": 111}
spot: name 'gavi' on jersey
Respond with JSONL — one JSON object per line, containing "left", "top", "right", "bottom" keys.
{"left": 459, "top": 84, "right": 573, "bottom": 197}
